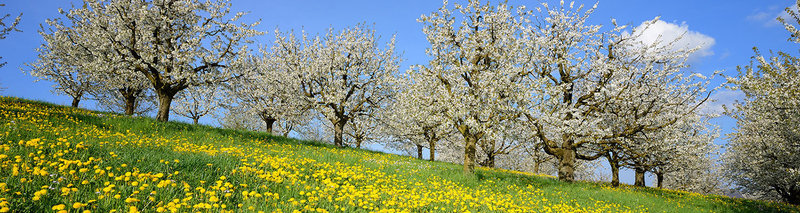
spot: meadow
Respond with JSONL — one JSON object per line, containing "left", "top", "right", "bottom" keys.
{"left": 0, "top": 96, "right": 797, "bottom": 213}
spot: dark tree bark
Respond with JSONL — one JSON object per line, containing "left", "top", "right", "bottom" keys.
{"left": 192, "top": 117, "right": 199, "bottom": 125}
{"left": 656, "top": 172, "right": 664, "bottom": 188}
{"left": 485, "top": 154, "right": 495, "bottom": 168}
{"left": 155, "top": 89, "right": 180, "bottom": 122}
{"left": 332, "top": 118, "right": 347, "bottom": 147}
{"left": 257, "top": 111, "right": 277, "bottom": 134}
{"left": 71, "top": 96, "right": 81, "bottom": 108}
{"left": 610, "top": 159, "right": 621, "bottom": 187}
{"left": 355, "top": 137, "right": 363, "bottom": 149}
{"left": 119, "top": 88, "right": 141, "bottom": 115}
{"left": 634, "top": 168, "right": 646, "bottom": 187}
{"left": 606, "top": 151, "right": 622, "bottom": 187}
{"left": 416, "top": 144, "right": 424, "bottom": 159}
{"left": 264, "top": 118, "right": 275, "bottom": 134}
{"left": 428, "top": 139, "right": 436, "bottom": 162}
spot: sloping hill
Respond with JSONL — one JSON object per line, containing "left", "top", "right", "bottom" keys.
{"left": 0, "top": 96, "right": 797, "bottom": 213}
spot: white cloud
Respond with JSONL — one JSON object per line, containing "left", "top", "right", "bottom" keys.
{"left": 747, "top": 4, "right": 797, "bottom": 27}
{"left": 699, "top": 89, "right": 745, "bottom": 116}
{"left": 630, "top": 20, "right": 716, "bottom": 61}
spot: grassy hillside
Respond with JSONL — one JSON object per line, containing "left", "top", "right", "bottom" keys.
{"left": 0, "top": 96, "right": 797, "bottom": 213}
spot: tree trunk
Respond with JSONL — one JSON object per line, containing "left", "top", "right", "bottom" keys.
{"left": 463, "top": 134, "right": 478, "bottom": 174}
{"left": 656, "top": 172, "right": 664, "bottom": 188}
{"left": 124, "top": 98, "right": 136, "bottom": 115}
{"left": 557, "top": 148, "right": 576, "bottom": 182}
{"left": 634, "top": 168, "right": 646, "bottom": 187}
{"left": 428, "top": 139, "right": 436, "bottom": 162}
{"left": 416, "top": 144, "right": 424, "bottom": 159}
{"left": 333, "top": 119, "right": 346, "bottom": 147}
{"left": 192, "top": 117, "right": 199, "bottom": 125}
{"left": 71, "top": 97, "right": 81, "bottom": 108}
{"left": 484, "top": 154, "right": 496, "bottom": 168}
{"left": 355, "top": 137, "right": 363, "bottom": 149}
{"left": 609, "top": 159, "right": 621, "bottom": 187}
{"left": 120, "top": 88, "right": 139, "bottom": 115}
{"left": 264, "top": 118, "right": 276, "bottom": 134}
{"left": 533, "top": 161, "right": 540, "bottom": 174}
{"left": 156, "top": 91, "right": 176, "bottom": 122}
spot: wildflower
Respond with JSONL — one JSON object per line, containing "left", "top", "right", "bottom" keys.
{"left": 73, "top": 202, "right": 86, "bottom": 209}
{"left": 52, "top": 204, "right": 66, "bottom": 210}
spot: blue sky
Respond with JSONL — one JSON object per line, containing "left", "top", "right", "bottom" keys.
{"left": 0, "top": 0, "right": 797, "bottom": 186}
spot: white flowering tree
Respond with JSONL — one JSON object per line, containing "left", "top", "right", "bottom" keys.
{"left": 415, "top": 0, "right": 532, "bottom": 173}
{"left": 26, "top": 62, "right": 94, "bottom": 108}
{"left": 32, "top": 9, "right": 153, "bottom": 114}
{"left": 382, "top": 76, "right": 453, "bottom": 161}
{"left": 173, "top": 85, "right": 221, "bottom": 125}
{"left": 45, "top": 0, "right": 261, "bottom": 121}
{"left": 223, "top": 52, "right": 309, "bottom": 135}
{"left": 618, "top": 115, "right": 718, "bottom": 188}
{"left": 477, "top": 121, "right": 523, "bottom": 168}
{"left": 27, "top": 19, "right": 96, "bottom": 108}
{"left": 651, "top": 120, "right": 724, "bottom": 194}
{"left": 216, "top": 106, "right": 263, "bottom": 132}
{"left": 724, "top": 4, "right": 800, "bottom": 203}
{"left": 343, "top": 114, "right": 381, "bottom": 149}
{"left": 271, "top": 24, "right": 400, "bottom": 147}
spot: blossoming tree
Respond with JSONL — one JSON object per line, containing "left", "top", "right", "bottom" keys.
{"left": 382, "top": 76, "right": 453, "bottom": 161}
{"left": 40, "top": 0, "right": 261, "bottom": 121}
{"left": 271, "top": 24, "right": 400, "bottom": 147}
{"left": 415, "top": 0, "right": 533, "bottom": 173}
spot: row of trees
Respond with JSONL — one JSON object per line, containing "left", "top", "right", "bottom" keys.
{"left": 23, "top": 0, "right": 800, "bottom": 204}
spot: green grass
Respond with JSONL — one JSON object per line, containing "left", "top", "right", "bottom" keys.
{"left": 0, "top": 96, "right": 797, "bottom": 213}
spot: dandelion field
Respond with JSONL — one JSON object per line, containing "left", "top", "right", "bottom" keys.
{"left": 0, "top": 96, "right": 797, "bottom": 213}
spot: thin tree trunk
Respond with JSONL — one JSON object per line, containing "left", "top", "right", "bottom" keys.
{"left": 634, "top": 168, "right": 646, "bottom": 187}
{"left": 557, "top": 148, "right": 576, "bottom": 182}
{"left": 355, "top": 137, "right": 363, "bottom": 149}
{"left": 71, "top": 96, "right": 81, "bottom": 108}
{"left": 428, "top": 139, "right": 436, "bottom": 162}
{"left": 463, "top": 134, "right": 478, "bottom": 174}
{"left": 120, "top": 88, "right": 139, "bottom": 115}
{"left": 656, "top": 172, "right": 664, "bottom": 188}
{"left": 533, "top": 161, "right": 541, "bottom": 174}
{"left": 156, "top": 91, "right": 175, "bottom": 122}
{"left": 416, "top": 144, "right": 424, "bottom": 159}
{"left": 192, "top": 117, "right": 199, "bottom": 125}
{"left": 610, "top": 160, "right": 621, "bottom": 187}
